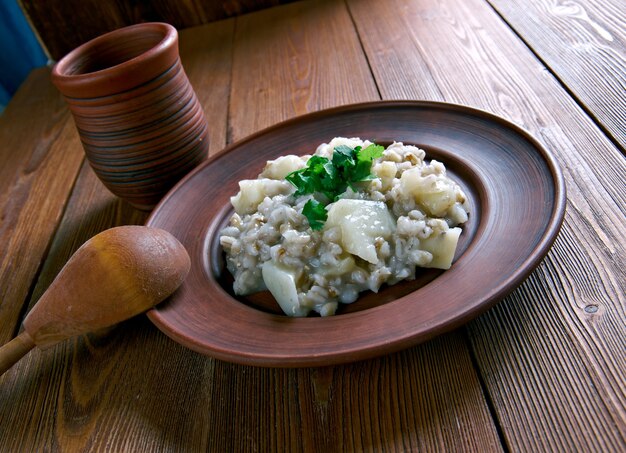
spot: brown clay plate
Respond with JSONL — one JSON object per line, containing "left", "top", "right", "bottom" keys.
{"left": 146, "top": 101, "right": 566, "bottom": 367}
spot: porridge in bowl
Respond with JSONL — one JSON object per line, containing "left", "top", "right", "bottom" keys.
{"left": 219, "top": 137, "right": 470, "bottom": 317}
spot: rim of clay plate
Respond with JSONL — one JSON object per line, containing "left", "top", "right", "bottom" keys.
{"left": 51, "top": 22, "right": 178, "bottom": 98}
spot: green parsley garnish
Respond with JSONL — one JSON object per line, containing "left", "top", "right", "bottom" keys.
{"left": 301, "top": 199, "right": 328, "bottom": 230}
{"left": 286, "top": 143, "right": 384, "bottom": 230}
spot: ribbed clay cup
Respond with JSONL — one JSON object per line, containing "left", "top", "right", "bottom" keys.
{"left": 51, "top": 22, "right": 209, "bottom": 210}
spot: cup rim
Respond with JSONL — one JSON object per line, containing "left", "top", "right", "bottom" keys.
{"left": 52, "top": 22, "right": 178, "bottom": 98}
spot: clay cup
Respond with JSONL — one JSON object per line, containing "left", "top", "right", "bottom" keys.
{"left": 52, "top": 22, "right": 209, "bottom": 210}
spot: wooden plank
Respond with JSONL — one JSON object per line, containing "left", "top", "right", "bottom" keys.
{"left": 19, "top": 0, "right": 298, "bottom": 60}
{"left": 200, "top": 334, "right": 502, "bottom": 452}
{"left": 0, "top": 67, "right": 85, "bottom": 345}
{"left": 178, "top": 21, "right": 235, "bottom": 156}
{"left": 228, "top": 0, "right": 379, "bottom": 139}
{"left": 346, "top": 0, "right": 626, "bottom": 450}
{"left": 488, "top": 0, "right": 626, "bottom": 150}
{"left": 0, "top": 19, "right": 234, "bottom": 451}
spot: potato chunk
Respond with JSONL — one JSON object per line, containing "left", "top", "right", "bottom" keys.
{"left": 400, "top": 168, "right": 456, "bottom": 217}
{"left": 260, "top": 155, "right": 308, "bottom": 180}
{"left": 326, "top": 199, "right": 395, "bottom": 264}
{"left": 420, "top": 227, "right": 462, "bottom": 269}
{"left": 262, "top": 261, "right": 310, "bottom": 317}
{"left": 230, "top": 179, "right": 293, "bottom": 215}
{"left": 319, "top": 254, "right": 356, "bottom": 276}
{"left": 372, "top": 160, "right": 397, "bottom": 190}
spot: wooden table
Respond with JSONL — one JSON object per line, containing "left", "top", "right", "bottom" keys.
{"left": 1, "top": 0, "right": 624, "bottom": 451}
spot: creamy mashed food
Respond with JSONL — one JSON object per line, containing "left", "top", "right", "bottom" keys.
{"left": 219, "top": 137, "right": 470, "bottom": 317}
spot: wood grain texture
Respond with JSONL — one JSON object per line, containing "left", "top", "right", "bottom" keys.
{"left": 0, "top": 133, "right": 201, "bottom": 453}
{"left": 2, "top": 0, "right": 624, "bottom": 451}
{"left": 228, "top": 0, "right": 379, "bottom": 140}
{"left": 200, "top": 334, "right": 502, "bottom": 452}
{"left": 488, "top": 0, "right": 626, "bottom": 150}
{"left": 0, "top": 2, "right": 503, "bottom": 451}
{"left": 347, "top": 0, "right": 626, "bottom": 450}
{"left": 207, "top": 0, "right": 502, "bottom": 450}
{"left": 0, "top": 68, "right": 85, "bottom": 346}
{"left": 19, "top": 0, "right": 297, "bottom": 60}
{"left": 179, "top": 21, "right": 235, "bottom": 156}
{"left": 0, "top": 19, "right": 234, "bottom": 452}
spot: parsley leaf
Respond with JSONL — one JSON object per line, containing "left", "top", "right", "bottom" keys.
{"left": 285, "top": 141, "right": 383, "bottom": 229}
{"left": 285, "top": 170, "right": 314, "bottom": 196}
{"left": 333, "top": 145, "right": 355, "bottom": 159}
{"left": 353, "top": 144, "right": 384, "bottom": 181}
{"left": 358, "top": 143, "right": 385, "bottom": 161}
{"left": 302, "top": 199, "right": 328, "bottom": 230}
